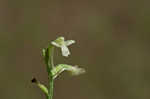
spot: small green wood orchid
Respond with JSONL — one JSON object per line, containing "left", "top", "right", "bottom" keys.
{"left": 32, "top": 36, "right": 85, "bottom": 99}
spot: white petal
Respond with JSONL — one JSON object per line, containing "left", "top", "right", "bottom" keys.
{"left": 51, "top": 41, "right": 61, "bottom": 47}
{"left": 61, "top": 45, "right": 70, "bottom": 57}
{"left": 65, "top": 40, "right": 75, "bottom": 46}
{"left": 67, "top": 66, "right": 85, "bottom": 75}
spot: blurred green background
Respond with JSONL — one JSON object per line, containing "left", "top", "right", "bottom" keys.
{"left": 0, "top": 0, "right": 150, "bottom": 99}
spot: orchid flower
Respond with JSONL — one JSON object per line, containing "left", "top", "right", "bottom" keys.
{"left": 51, "top": 64, "right": 85, "bottom": 79}
{"left": 51, "top": 37, "right": 75, "bottom": 57}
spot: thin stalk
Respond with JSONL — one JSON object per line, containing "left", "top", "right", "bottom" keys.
{"left": 47, "top": 46, "right": 54, "bottom": 99}
{"left": 49, "top": 75, "right": 54, "bottom": 99}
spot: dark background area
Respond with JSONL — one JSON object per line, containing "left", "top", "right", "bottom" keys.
{"left": 0, "top": 0, "right": 150, "bottom": 99}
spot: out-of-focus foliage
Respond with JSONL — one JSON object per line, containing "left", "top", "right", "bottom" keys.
{"left": 0, "top": 0, "right": 150, "bottom": 99}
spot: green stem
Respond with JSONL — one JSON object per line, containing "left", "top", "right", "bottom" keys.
{"left": 46, "top": 46, "right": 54, "bottom": 99}
{"left": 49, "top": 76, "right": 54, "bottom": 99}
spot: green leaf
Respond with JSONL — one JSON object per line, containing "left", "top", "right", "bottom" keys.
{"left": 42, "top": 45, "right": 54, "bottom": 74}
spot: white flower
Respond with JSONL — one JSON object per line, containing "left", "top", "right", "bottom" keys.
{"left": 51, "top": 37, "right": 75, "bottom": 57}
{"left": 51, "top": 64, "right": 85, "bottom": 79}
